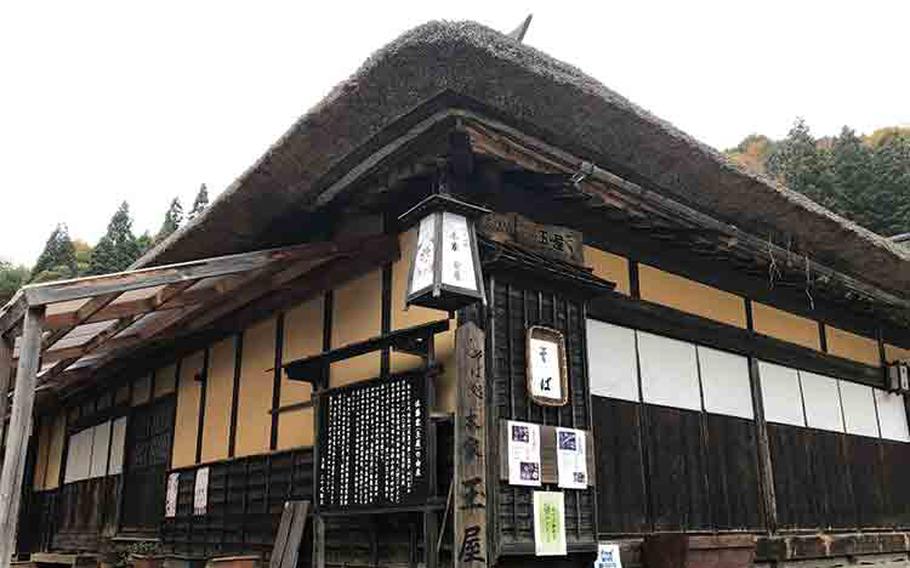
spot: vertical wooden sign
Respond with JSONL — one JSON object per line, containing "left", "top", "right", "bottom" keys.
{"left": 455, "top": 322, "right": 489, "bottom": 567}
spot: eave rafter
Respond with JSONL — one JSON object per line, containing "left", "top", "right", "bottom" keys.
{"left": 0, "top": 234, "right": 398, "bottom": 393}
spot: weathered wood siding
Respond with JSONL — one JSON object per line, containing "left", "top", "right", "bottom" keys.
{"left": 488, "top": 272, "right": 596, "bottom": 553}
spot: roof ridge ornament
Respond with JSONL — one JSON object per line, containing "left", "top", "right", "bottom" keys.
{"left": 507, "top": 14, "right": 533, "bottom": 42}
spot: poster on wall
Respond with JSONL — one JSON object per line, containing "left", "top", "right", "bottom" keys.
{"left": 165, "top": 473, "right": 180, "bottom": 518}
{"left": 556, "top": 427, "right": 588, "bottom": 489}
{"left": 533, "top": 491, "right": 567, "bottom": 556}
{"left": 193, "top": 467, "right": 209, "bottom": 516}
{"left": 595, "top": 543, "right": 623, "bottom": 568}
{"left": 507, "top": 420, "right": 541, "bottom": 486}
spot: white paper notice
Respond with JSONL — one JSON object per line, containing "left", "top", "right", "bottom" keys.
{"left": 441, "top": 212, "right": 477, "bottom": 291}
{"left": 508, "top": 420, "right": 542, "bottom": 486}
{"left": 165, "top": 472, "right": 180, "bottom": 518}
{"left": 193, "top": 467, "right": 209, "bottom": 516}
{"left": 556, "top": 427, "right": 587, "bottom": 489}
{"left": 529, "top": 337, "right": 562, "bottom": 401}
{"left": 595, "top": 543, "right": 623, "bottom": 568}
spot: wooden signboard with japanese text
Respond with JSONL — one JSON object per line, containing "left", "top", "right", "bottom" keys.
{"left": 455, "top": 322, "right": 489, "bottom": 567}
{"left": 478, "top": 213, "right": 584, "bottom": 266}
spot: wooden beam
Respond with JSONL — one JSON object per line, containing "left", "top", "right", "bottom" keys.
{"left": 41, "top": 291, "right": 125, "bottom": 351}
{"left": 0, "top": 295, "right": 26, "bottom": 337}
{"left": 21, "top": 240, "right": 346, "bottom": 306}
{"left": 43, "top": 286, "right": 220, "bottom": 331}
{"left": 461, "top": 111, "right": 910, "bottom": 313}
{"left": 38, "top": 280, "right": 198, "bottom": 383}
{"left": 0, "top": 306, "right": 44, "bottom": 568}
{"left": 0, "top": 335, "right": 12, "bottom": 456}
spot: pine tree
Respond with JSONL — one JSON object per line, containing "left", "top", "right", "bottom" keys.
{"left": 730, "top": 119, "right": 910, "bottom": 237}
{"left": 767, "top": 118, "right": 836, "bottom": 209}
{"left": 88, "top": 202, "right": 143, "bottom": 275}
{"left": 189, "top": 184, "right": 209, "bottom": 221}
{"left": 156, "top": 197, "right": 184, "bottom": 243}
{"left": 30, "top": 224, "right": 78, "bottom": 283}
{"left": 73, "top": 240, "right": 93, "bottom": 276}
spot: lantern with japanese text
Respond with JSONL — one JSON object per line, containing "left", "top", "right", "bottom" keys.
{"left": 400, "top": 193, "right": 489, "bottom": 312}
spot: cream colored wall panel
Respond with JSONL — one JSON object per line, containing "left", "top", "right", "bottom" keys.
{"left": 331, "top": 270, "right": 382, "bottom": 386}
{"left": 235, "top": 317, "right": 276, "bottom": 457}
{"left": 639, "top": 264, "right": 746, "bottom": 329}
{"left": 172, "top": 350, "right": 205, "bottom": 468}
{"left": 201, "top": 337, "right": 236, "bottom": 462}
{"left": 885, "top": 344, "right": 910, "bottom": 364}
{"left": 826, "top": 326, "right": 880, "bottom": 367}
{"left": 584, "top": 246, "right": 630, "bottom": 295}
{"left": 277, "top": 299, "right": 323, "bottom": 450}
{"left": 753, "top": 303, "right": 820, "bottom": 351}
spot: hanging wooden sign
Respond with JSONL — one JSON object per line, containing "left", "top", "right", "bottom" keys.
{"left": 526, "top": 326, "right": 569, "bottom": 406}
{"left": 455, "top": 322, "right": 489, "bottom": 567}
{"left": 478, "top": 212, "right": 584, "bottom": 266}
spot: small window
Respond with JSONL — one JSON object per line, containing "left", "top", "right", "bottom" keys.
{"left": 799, "top": 371, "right": 844, "bottom": 433}
{"left": 89, "top": 421, "right": 112, "bottom": 478}
{"left": 63, "top": 418, "right": 128, "bottom": 483}
{"left": 108, "top": 417, "right": 128, "bottom": 475}
{"left": 698, "top": 346, "right": 753, "bottom": 420}
{"left": 64, "top": 428, "right": 93, "bottom": 484}
{"left": 838, "top": 381, "right": 879, "bottom": 438}
{"left": 759, "top": 361, "right": 805, "bottom": 427}
{"left": 638, "top": 331, "right": 700, "bottom": 412}
{"left": 586, "top": 320, "right": 639, "bottom": 402}
{"left": 875, "top": 389, "right": 910, "bottom": 442}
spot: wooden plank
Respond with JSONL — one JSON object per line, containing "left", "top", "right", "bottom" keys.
{"left": 280, "top": 501, "right": 310, "bottom": 568}
{"left": 269, "top": 502, "right": 295, "bottom": 568}
{"left": 0, "top": 306, "right": 44, "bottom": 568}
{"left": 22, "top": 240, "right": 347, "bottom": 306}
{"left": 312, "top": 515, "right": 325, "bottom": 568}
{"left": 0, "top": 336, "right": 12, "bottom": 453}
{"left": 0, "top": 295, "right": 26, "bottom": 337}
{"left": 454, "top": 322, "right": 489, "bottom": 568}
{"left": 39, "top": 281, "right": 196, "bottom": 383}
{"left": 41, "top": 292, "right": 124, "bottom": 350}
{"left": 43, "top": 286, "right": 220, "bottom": 330}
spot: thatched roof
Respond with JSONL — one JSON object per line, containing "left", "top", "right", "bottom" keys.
{"left": 137, "top": 20, "right": 909, "bottom": 298}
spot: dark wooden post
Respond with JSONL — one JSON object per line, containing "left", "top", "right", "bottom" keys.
{"left": 748, "top": 356, "right": 778, "bottom": 533}
{"left": 423, "top": 334, "right": 438, "bottom": 568}
{"left": 0, "top": 334, "right": 13, "bottom": 460}
{"left": 454, "top": 322, "right": 489, "bottom": 567}
{"left": 0, "top": 306, "right": 44, "bottom": 568}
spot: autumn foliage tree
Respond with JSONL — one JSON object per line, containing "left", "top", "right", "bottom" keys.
{"left": 727, "top": 120, "right": 910, "bottom": 237}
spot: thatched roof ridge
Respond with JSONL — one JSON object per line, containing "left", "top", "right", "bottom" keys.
{"left": 136, "top": 20, "right": 909, "bottom": 297}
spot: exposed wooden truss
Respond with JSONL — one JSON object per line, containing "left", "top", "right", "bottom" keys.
{"left": 0, "top": 234, "right": 398, "bottom": 568}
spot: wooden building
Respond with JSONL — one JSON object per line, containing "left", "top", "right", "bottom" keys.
{"left": 3, "top": 20, "right": 910, "bottom": 568}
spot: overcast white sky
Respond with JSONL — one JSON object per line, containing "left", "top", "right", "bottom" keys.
{"left": 2, "top": 1, "right": 908, "bottom": 266}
